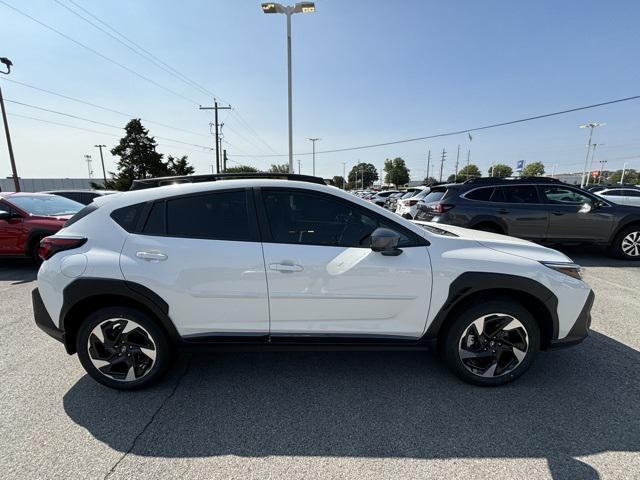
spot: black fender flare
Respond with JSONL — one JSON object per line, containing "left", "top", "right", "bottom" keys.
{"left": 609, "top": 215, "right": 640, "bottom": 244}
{"left": 422, "top": 272, "right": 559, "bottom": 342}
{"left": 60, "top": 278, "right": 181, "bottom": 351}
{"left": 468, "top": 216, "right": 508, "bottom": 234}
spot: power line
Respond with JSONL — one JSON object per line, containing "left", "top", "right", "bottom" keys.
{"left": 0, "top": 0, "right": 201, "bottom": 105}
{"left": 5, "top": 98, "right": 214, "bottom": 150}
{"left": 228, "top": 94, "right": 640, "bottom": 158}
{"left": 2, "top": 78, "right": 210, "bottom": 137}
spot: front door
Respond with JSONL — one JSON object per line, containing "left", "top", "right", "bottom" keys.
{"left": 258, "top": 188, "right": 432, "bottom": 339}
{"left": 120, "top": 189, "right": 269, "bottom": 338}
{"left": 491, "top": 186, "right": 549, "bottom": 240}
{"left": 0, "top": 201, "right": 24, "bottom": 254}
{"left": 538, "top": 185, "right": 614, "bottom": 242}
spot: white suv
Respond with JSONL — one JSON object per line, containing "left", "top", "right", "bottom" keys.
{"left": 33, "top": 175, "right": 594, "bottom": 390}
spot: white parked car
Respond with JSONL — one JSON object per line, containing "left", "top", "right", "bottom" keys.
{"left": 594, "top": 186, "right": 640, "bottom": 207}
{"left": 396, "top": 187, "right": 431, "bottom": 219}
{"left": 33, "top": 175, "right": 593, "bottom": 390}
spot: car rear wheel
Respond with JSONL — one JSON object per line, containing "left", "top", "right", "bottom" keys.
{"left": 76, "top": 307, "right": 172, "bottom": 390}
{"left": 443, "top": 300, "right": 540, "bottom": 386}
{"left": 610, "top": 225, "right": 640, "bottom": 260}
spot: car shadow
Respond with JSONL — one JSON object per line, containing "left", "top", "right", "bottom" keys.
{"left": 62, "top": 331, "right": 639, "bottom": 478}
{"left": 0, "top": 259, "right": 37, "bottom": 284}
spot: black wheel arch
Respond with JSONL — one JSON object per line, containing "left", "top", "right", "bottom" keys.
{"left": 25, "top": 229, "right": 57, "bottom": 256}
{"left": 422, "top": 272, "right": 559, "bottom": 350}
{"left": 60, "top": 278, "right": 180, "bottom": 354}
{"left": 468, "top": 216, "right": 508, "bottom": 234}
{"left": 610, "top": 217, "right": 640, "bottom": 244}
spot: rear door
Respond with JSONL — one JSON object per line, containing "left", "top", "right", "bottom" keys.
{"left": 258, "top": 188, "right": 432, "bottom": 339}
{"left": 488, "top": 186, "right": 548, "bottom": 240}
{"left": 119, "top": 188, "right": 270, "bottom": 338}
{"left": 538, "top": 185, "right": 614, "bottom": 242}
{"left": 0, "top": 201, "right": 24, "bottom": 254}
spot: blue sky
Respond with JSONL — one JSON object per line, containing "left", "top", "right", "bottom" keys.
{"left": 1, "top": 0, "right": 639, "bottom": 181}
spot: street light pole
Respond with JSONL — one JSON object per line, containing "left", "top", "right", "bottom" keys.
{"left": 307, "top": 137, "right": 320, "bottom": 176}
{"left": 262, "top": 2, "right": 316, "bottom": 174}
{"left": 0, "top": 56, "right": 19, "bottom": 192}
{"left": 341, "top": 161, "right": 346, "bottom": 189}
{"left": 621, "top": 162, "right": 629, "bottom": 185}
{"left": 579, "top": 122, "right": 604, "bottom": 188}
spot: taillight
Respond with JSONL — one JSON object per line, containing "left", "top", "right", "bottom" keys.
{"left": 432, "top": 203, "right": 455, "bottom": 214}
{"left": 38, "top": 237, "right": 87, "bottom": 260}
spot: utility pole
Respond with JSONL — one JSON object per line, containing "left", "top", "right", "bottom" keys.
{"left": 439, "top": 148, "right": 447, "bottom": 182}
{"left": 426, "top": 149, "right": 431, "bottom": 184}
{"left": 199, "top": 100, "right": 231, "bottom": 173}
{"left": 586, "top": 143, "right": 603, "bottom": 187}
{"left": 579, "top": 122, "right": 604, "bottom": 188}
{"left": 84, "top": 154, "right": 93, "bottom": 178}
{"left": 297, "top": 158, "right": 301, "bottom": 174}
{"left": 466, "top": 149, "right": 471, "bottom": 180}
{"left": 0, "top": 56, "right": 19, "bottom": 192}
{"left": 361, "top": 165, "right": 365, "bottom": 189}
{"left": 223, "top": 149, "right": 228, "bottom": 173}
{"left": 94, "top": 144, "right": 107, "bottom": 187}
{"left": 307, "top": 137, "right": 320, "bottom": 176}
{"left": 341, "top": 161, "right": 346, "bottom": 189}
{"left": 455, "top": 144, "right": 460, "bottom": 182}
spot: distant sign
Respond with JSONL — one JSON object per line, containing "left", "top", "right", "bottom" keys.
{"left": 515, "top": 160, "right": 525, "bottom": 172}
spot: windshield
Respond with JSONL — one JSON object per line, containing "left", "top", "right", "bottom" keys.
{"left": 9, "top": 195, "right": 84, "bottom": 216}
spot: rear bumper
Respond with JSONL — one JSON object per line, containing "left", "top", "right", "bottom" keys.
{"left": 548, "top": 290, "right": 594, "bottom": 349}
{"left": 32, "top": 288, "right": 66, "bottom": 345}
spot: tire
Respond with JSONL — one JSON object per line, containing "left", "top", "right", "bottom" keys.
{"left": 76, "top": 306, "right": 172, "bottom": 390}
{"left": 442, "top": 300, "right": 540, "bottom": 386}
{"left": 609, "top": 225, "right": 640, "bottom": 260}
{"left": 473, "top": 223, "right": 502, "bottom": 234}
{"left": 29, "top": 237, "right": 44, "bottom": 266}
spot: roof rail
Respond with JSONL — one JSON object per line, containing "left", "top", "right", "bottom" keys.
{"left": 463, "top": 176, "right": 563, "bottom": 185}
{"left": 129, "top": 173, "right": 327, "bottom": 191}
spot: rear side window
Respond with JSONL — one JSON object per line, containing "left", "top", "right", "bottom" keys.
{"left": 166, "top": 190, "right": 251, "bottom": 241}
{"left": 602, "top": 189, "right": 623, "bottom": 196}
{"left": 64, "top": 203, "right": 98, "bottom": 227}
{"left": 143, "top": 202, "right": 166, "bottom": 235}
{"left": 499, "top": 186, "right": 539, "bottom": 204}
{"left": 623, "top": 189, "right": 640, "bottom": 197}
{"left": 421, "top": 189, "right": 446, "bottom": 203}
{"left": 465, "top": 187, "right": 494, "bottom": 201}
{"left": 111, "top": 203, "right": 145, "bottom": 232}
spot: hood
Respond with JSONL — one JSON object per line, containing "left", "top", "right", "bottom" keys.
{"left": 29, "top": 213, "right": 74, "bottom": 222}
{"left": 412, "top": 221, "right": 573, "bottom": 263}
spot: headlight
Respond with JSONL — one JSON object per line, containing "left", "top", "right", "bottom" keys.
{"left": 541, "top": 262, "right": 583, "bottom": 280}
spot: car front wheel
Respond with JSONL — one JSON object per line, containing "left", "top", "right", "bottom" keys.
{"left": 76, "top": 307, "right": 172, "bottom": 390}
{"left": 443, "top": 300, "right": 540, "bottom": 386}
{"left": 610, "top": 225, "right": 640, "bottom": 260}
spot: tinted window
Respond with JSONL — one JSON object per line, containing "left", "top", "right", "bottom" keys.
{"left": 143, "top": 202, "right": 166, "bottom": 235}
{"left": 540, "top": 186, "right": 590, "bottom": 204}
{"left": 413, "top": 189, "right": 430, "bottom": 199}
{"left": 263, "top": 190, "right": 414, "bottom": 248}
{"left": 500, "top": 186, "right": 539, "bottom": 204}
{"left": 421, "top": 190, "right": 446, "bottom": 203}
{"left": 601, "top": 189, "right": 623, "bottom": 196}
{"left": 465, "top": 187, "right": 494, "bottom": 201}
{"left": 64, "top": 203, "right": 98, "bottom": 227}
{"left": 623, "top": 189, "right": 640, "bottom": 197}
{"left": 111, "top": 202, "right": 145, "bottom": 232}
{"left": 166, "top": 191, "right": 250, "bottom": 241}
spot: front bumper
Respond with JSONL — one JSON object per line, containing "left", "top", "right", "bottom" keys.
{"left": 32, "top": 288, "right": 66, "bottom": 345}
{"left": 548, "top": 290, "right": 594, "bottom": 349}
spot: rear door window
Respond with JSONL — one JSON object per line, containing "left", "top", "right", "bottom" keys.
{"left": 623, "top": 189, "right": 640, "bottom": 197}
{"left": 500, "top": 186, "right": 540, "bottom": 203}
{"left": 421, "top": 189, "right": 446, "bottom": 203}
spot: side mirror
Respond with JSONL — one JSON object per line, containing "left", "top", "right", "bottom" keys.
{"left": 370, "top": 228, "right": 402, "bottom": 256}
{"left": 579, "top": 202, "right": 593, "bottom": 214}
{"left": 0, "top": 210, "right": 10, "bottom": 220}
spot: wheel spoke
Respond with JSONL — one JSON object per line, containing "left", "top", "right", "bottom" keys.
{"left": 512, "top": 346, "right": 527, "bottom": 362}
{"left": 459, "top": 348, "right": 493, "bottom": 360}
{"left": 480, "top": 360, "right": 498, "bottom": 377}
{"left": 125, "top": 366, "right": 136, "bottom": 381}
{"left": 472, "top": 317, "right": 485, "bottom": 336}
{"left": 140, "top": 346, "right": 156, "bottom": 361}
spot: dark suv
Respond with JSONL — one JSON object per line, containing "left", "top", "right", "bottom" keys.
{"left": 414, "top": 177, "right": 640, "bottom": 259}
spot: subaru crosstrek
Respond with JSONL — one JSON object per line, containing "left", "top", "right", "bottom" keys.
{"left": 33, "top": 175, "right": 594, "bottom": 389}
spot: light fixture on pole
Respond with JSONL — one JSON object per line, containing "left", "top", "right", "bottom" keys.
{"left": 262, "top": 2, "right": 316, "bottom": 174}
{"left": 84, "top": 154, "right": 93, "bottom": 178}
{"left": 0, "top": 56, "right": 20, "bottom": 192}
{"left": 579, "top": 122, "right": 604, "bottom": 188}
{"left": 307, "top": 137, "right": 320, "bottom": 176}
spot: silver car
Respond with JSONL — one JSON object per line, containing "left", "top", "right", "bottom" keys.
{"left": 594, "top": 187, "right": 640, "bottom": 207}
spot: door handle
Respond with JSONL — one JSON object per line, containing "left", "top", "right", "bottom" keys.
{"left": 269, "top": 263, "right": 303, "bottom": 273}
{"left": 552, "top": 212, "right": 564, "bottom": 216}
{"left": 497, "top": 209, "right": 510, "bottom": 214}
{"left": 136, "top": 251, "right": 168, "bottom": 261}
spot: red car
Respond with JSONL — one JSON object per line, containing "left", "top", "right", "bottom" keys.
{"left": 0, "top": 192, "right": 84, "bottom": 262}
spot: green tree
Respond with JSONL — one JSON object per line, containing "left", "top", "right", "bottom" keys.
{"left": 348, "top": 163, "right": 378, "bottom": 188}
{"left": 608, "top": 169, "right": 638, "bottom": 185}
{"left": 268, "top": 163, "right": 289, "bottom": 173}
{"left": 332, "top": 175, "right": 346, "bottom": 189}
{"left": 108, "top": 119, "right": 166, "bottom": 190}
{"left": 423, "top": 176, "right": 438, "bottom": 186}
{"left": 488, "top": 163, "right": 513, "bottom": 178}
{"left": 458, "top": 164, "right": 481, "bottom": 180}
{"left": 384, "top": 157, "right": 410, "bottom": 186}
{"left": 166, "top": 155, "right": 195, "bottom": 176}
{"left": 225, "top": 165, "right": 259, "bottom": 173}
{"left": 522, "top": 161, "right": 545, "bottom": 177}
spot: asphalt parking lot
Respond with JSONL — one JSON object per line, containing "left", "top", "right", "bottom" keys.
{"left": 1, "top": 247, "right": 639, "bottom": 480}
